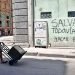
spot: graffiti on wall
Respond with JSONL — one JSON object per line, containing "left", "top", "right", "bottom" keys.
{"left": 51, "top": 18, "right": 75, "bottom": 42}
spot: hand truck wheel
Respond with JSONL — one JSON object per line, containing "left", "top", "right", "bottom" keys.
{"left": 9, "top": 60, "right": 14, "bottom": 65}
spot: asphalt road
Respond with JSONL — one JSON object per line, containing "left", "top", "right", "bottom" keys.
{"left": 0, "top": 58, "right": 66, "bottom": 75}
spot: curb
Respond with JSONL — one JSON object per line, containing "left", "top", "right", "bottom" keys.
{"left": 8, "top": 46, "right": 75, "bottom": 58}
{"left": 25, "top": 52, "right": 75, "bottom": 58}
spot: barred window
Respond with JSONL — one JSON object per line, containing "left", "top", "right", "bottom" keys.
{"left": 41, "top": 12, "right": 52, "bottom": 19}
{"left": 68, "top": 11, "right": 75, "bottom": 17}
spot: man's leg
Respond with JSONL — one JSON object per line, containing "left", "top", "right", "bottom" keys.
{"left": 0, "top": 52, "right": 7, "bottom": 63}
{"left": 0, "top": 52, "right": 3, "bottom": 63}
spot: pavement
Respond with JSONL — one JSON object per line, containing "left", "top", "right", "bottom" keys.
{"left": 0, "top": 58, "right": 66, "bottom": 75}
{"left": 24, "top": 47, "right": 75, "bottom": 58}
{"left": 0, "top": 36, "right": 75, "bottom": 58}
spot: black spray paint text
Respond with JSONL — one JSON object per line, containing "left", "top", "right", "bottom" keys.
{"left": 51, "top": 18, "right": 75, "bottom": 34}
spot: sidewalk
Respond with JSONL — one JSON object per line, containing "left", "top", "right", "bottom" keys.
{"left": 23, "top": 47, "right": 75, "bottom": 58}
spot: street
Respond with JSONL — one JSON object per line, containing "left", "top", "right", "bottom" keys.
{"left": 0, "top": 57, "right": 67, "bottom": 75}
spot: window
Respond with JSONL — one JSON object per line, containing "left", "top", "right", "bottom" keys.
{"left": 68, "top": 11, "right": 75, "bottom": 17}
{"left": 41, "top": 12, "right": 52, "bottom": 19}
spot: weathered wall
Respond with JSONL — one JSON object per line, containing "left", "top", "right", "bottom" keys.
{"left": 12, "top": 0, "right": 29, "bottom": 46}
{"left": 34, "top": 0, "right": 75, "bottom": 47}
{"left": 0, "top": 0, "right": 12, "bottom": 36}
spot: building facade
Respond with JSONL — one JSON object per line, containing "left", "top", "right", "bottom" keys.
{"left": 0, "top": 0, "right": 12, "bottom": 36}
{"left": 12, "top": 0, "right": 75, "bottom": 47}
{"left": 12, "top": 0, "right": 29, "bottom": 46}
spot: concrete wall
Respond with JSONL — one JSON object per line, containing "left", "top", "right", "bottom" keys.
{"left": 34, "top": 0, "right": 75, "bottom": 47}
{"left": 12, "top": 0, "right": 29, "bottom": 46}
{"left": 28, "top": 0, "right": 34, "bottom": 46}
{"left": 12, "top": 0, "right": 75, "bottom": 47}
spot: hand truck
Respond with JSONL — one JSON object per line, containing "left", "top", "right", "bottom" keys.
{"left": 0, "top": 42, "right": 27, "bottom": 65}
